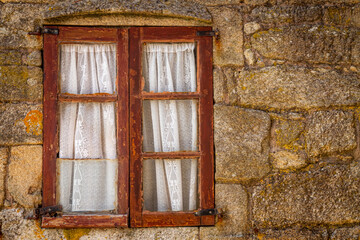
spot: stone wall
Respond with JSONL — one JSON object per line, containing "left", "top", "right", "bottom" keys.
{"left": 0, "top": 0, "right": 359, "bottom": 239}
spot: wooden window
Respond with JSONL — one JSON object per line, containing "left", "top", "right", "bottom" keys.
{"left": 43, "top": 26, "right": 214, "bottom": 228}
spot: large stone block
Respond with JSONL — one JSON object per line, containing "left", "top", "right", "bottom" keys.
{"left": 252, "top": 162, "right": 360, "bottom": 228}
{"left": 82, "top": 227, "right": 199, "bottom": 239}
{"left": 330, "top": 226, "right": 360, "bottom": 240}
{"left": 248, "top": 6, "right": 322, "bottom": 25}
{"left": 259, "top": 228, "right": 327, "bottom": 240}
{"left": 217, "top": 66, "right": 360, "bottom": 110}
{"left": 0, "top": 66, "right": 42, "bottom": 101}
{"left": 0, "top": 208, "right": 63, "bottom": 240}
{"left": 214, "top": 105, "right": 270, "bottom": 182}
{"left": 0, "top": 148, "right": 8, "bottom": 207}
{"left": 7, "top": 145, "right": 42, "bottom": 208}
{"left": 209, "top": 6, "right": 244, "bottom": 66}
{"left": 200, "top": 184, "right": 248, "bottom": 239}
{"left": 0, "top": 103, "right": 42, "bottom": 145}
{"left": 305, "top": 111, "right": 356, "bottom": 157}
{"left": 251, "top": 25, "right": 358, "bottom": 65}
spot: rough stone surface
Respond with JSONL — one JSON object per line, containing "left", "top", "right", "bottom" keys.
{"left": 244, "top": 22, "right": 261, "bottom": 35}
{"left": 0, "top": 103, "right": 42, "bottom": 145}
{"left": 210, "top": 6, "right": 244, "bottom": 66}
{"left": 251, "top": 25, "right": 358, "bottom": 65}
{"left": 44, "top": 0, "right": 211, "bottom": 21}
{"left": 0, "top": 4, "right": 45, "bottom": 49}
{"left": 200, "top": 184, "right": 248, "bottom": 239}
{"left": 214, "top": 105, "right": 270, "bottom": 182}
{"left": 248, "top": 6, "right": 322, "bottom": 25}
{"left": 259, "top": 228, "right": 327, "bottom": 240}
{"left": 0, "top": 148, "right": 8, "bottom": 207}
{"left": 324, "top": 6, "right": 360, "bottom": 28}
{"left": 244, "top": 49, "right": 256, "bottom": 65}
{"left": 217, "top": 66, "right": 360, "bottom": 110}
{"left": 0, "top": 49, "right": 42, "bottom": 66}
{"left": 252, "top": 162, "right": 360, "bottom": 228}
{"left": 80, "top": 227, "right": 199, "bottom": 239}
{"left": 193, "top": 0, "right": 243, "bottom": 5}
{"left": 45, "top": 13, "right": 210, "bottom": 26}
{"left": 306, "top": 111, "right": 356, "bottom": 157}
{"left": 7, "top": 145, "right": 42, "bottom": 208}
{"left": 213, "top": 66, "right": 238, "bottom": 104}
{"left": 0, "top": 66, "right": 43, "bottom": 101}
{"left": 272, "top": 118, "right": 305, "bottom": 150}
{"left": 0, "top": 208, "right": 63, "bottom": 240}
{"left": 271, "top": 151, "right": 306, "bottom": 169}
{"left": 330, "top": 226, "right": 360, "bottom": 240}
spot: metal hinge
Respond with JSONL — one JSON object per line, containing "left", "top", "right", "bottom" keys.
{"left": 25, "top": 205, "right": 62, "bottom": 219}
{"left": 28, "top": 27, "right": 59, "bottom": 36}
{"left": 194, "top": 208, "right": 222, "bottom": 216}
{"left": 196, "top": 29, "right": 220, "bottom": 39}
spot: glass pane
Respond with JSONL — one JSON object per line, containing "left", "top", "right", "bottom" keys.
{"left": 143, "top": 159, "right": 198, "bottom": 212}
{"left": 57, "top": 159, "right": 117, "bottom": 212}
{"left": 60, "top": 44, "right": 117, "bottom": 94}
{"left": 142, "top": 100, "right": 198, "bottom": 152}
{"left": 59, "top": 102, "right": 117, "bottom": 159}
{"left": 142, "top": 43, "right": 197, "bottom": 93}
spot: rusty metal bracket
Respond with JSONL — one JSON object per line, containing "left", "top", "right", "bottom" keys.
{"left": 194, "top": 208, "right": 222, "bottom": 216}
{"left": 28, "top": 27, "right": 59, "bottom": 36}
{"left": 196, "top": 29, "right": 220, "bottom": 39}
{"left": 25, "top": 205, "right": 62, "bottom": 219}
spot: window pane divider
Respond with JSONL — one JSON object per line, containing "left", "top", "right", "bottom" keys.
{"left": 58, "top": 93, "right": 118, "bottom": 102}
{"left": 141, "top": 92, "right": 200, "bottom": 100}
{"left": 57, "top": 158, "right": 117, "bottom": 161}
{"left": 142, "top": 152, "right": 200, "bottom": 159}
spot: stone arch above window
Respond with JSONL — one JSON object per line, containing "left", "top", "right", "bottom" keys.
{"left": 43, "top": 0, "right": 211, "bottom": 26}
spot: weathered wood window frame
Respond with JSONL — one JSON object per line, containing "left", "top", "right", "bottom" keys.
{"left": 42, "top": 26, "right": 214, "bottom": 228}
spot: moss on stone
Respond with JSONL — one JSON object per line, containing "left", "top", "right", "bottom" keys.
{"left": 63, "top": 229, "right": 91, "bottom": 240}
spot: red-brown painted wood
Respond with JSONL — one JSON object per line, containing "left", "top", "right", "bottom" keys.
{"left": 129, "top": 26, "right": 215, "bottom": 227}
{"left": 58, "top": 93, "right": 118, "bottom": 102}
{"left": 43, "top": 26, "right": 59, "bottom": 207}
{"left": 142, "top": 212, "right": 200, "bottom": 227}
{"left": 142, "top": 152, "right": 201, "bottom": 159}
{"left": 58, "top": 27, "right": 117, "bottom": 42}
{"left": 141, "top": 27, "right": 210, "bottom": 41}
{"left": 129, "top": 27, "right": 143, "bottom": 227}
{"left": 42, "top": 215, "right": 128, "bottom": 228}
{"left": 141, "top": 92, "right": 200, "bottom": 99}
{"left": 43, "top": 26, "right": 129, "bottom": 228}
{"left": 116, "top": 28, "right": 130, "bottom": 215}
{"left": 198, "top": 30, "right": 215, "bottom": 226}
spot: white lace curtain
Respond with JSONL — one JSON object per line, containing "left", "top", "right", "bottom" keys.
{"left": 58, "top": 44, "right": 117, "bottom": 212}
{"left": 142, "top": 43, "right": 198, "bottom": 211}
{"left": 57, "top": 43, "right": 198, "bottom": 213}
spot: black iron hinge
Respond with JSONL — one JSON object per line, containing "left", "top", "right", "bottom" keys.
{"left": 25, "top": 205, "right": 62, "bottom": 219}
{"left": 194, "top": 208, "right": 222, "bottom": 216}
{"left": 28, "top": 27, "right": 59, "bottom": 36}
{"left": 196, "top": 29, "right": 220, "bottom": 39}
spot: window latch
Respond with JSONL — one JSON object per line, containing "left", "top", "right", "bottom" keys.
{"left": 25, "top": 205, "right": 62, "bottom": 219}
{"left": 196, "top": 29, "right": 220, "bottom": 39}
{"left": 194, "top": 208, "right": 222, "bottom": 216}
{"left": 28, "top": 27, "right": 59, "bottom": 35}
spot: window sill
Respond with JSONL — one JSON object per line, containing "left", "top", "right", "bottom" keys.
{"left": 41, "top": 214, "right": 128, "bottom": 228}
